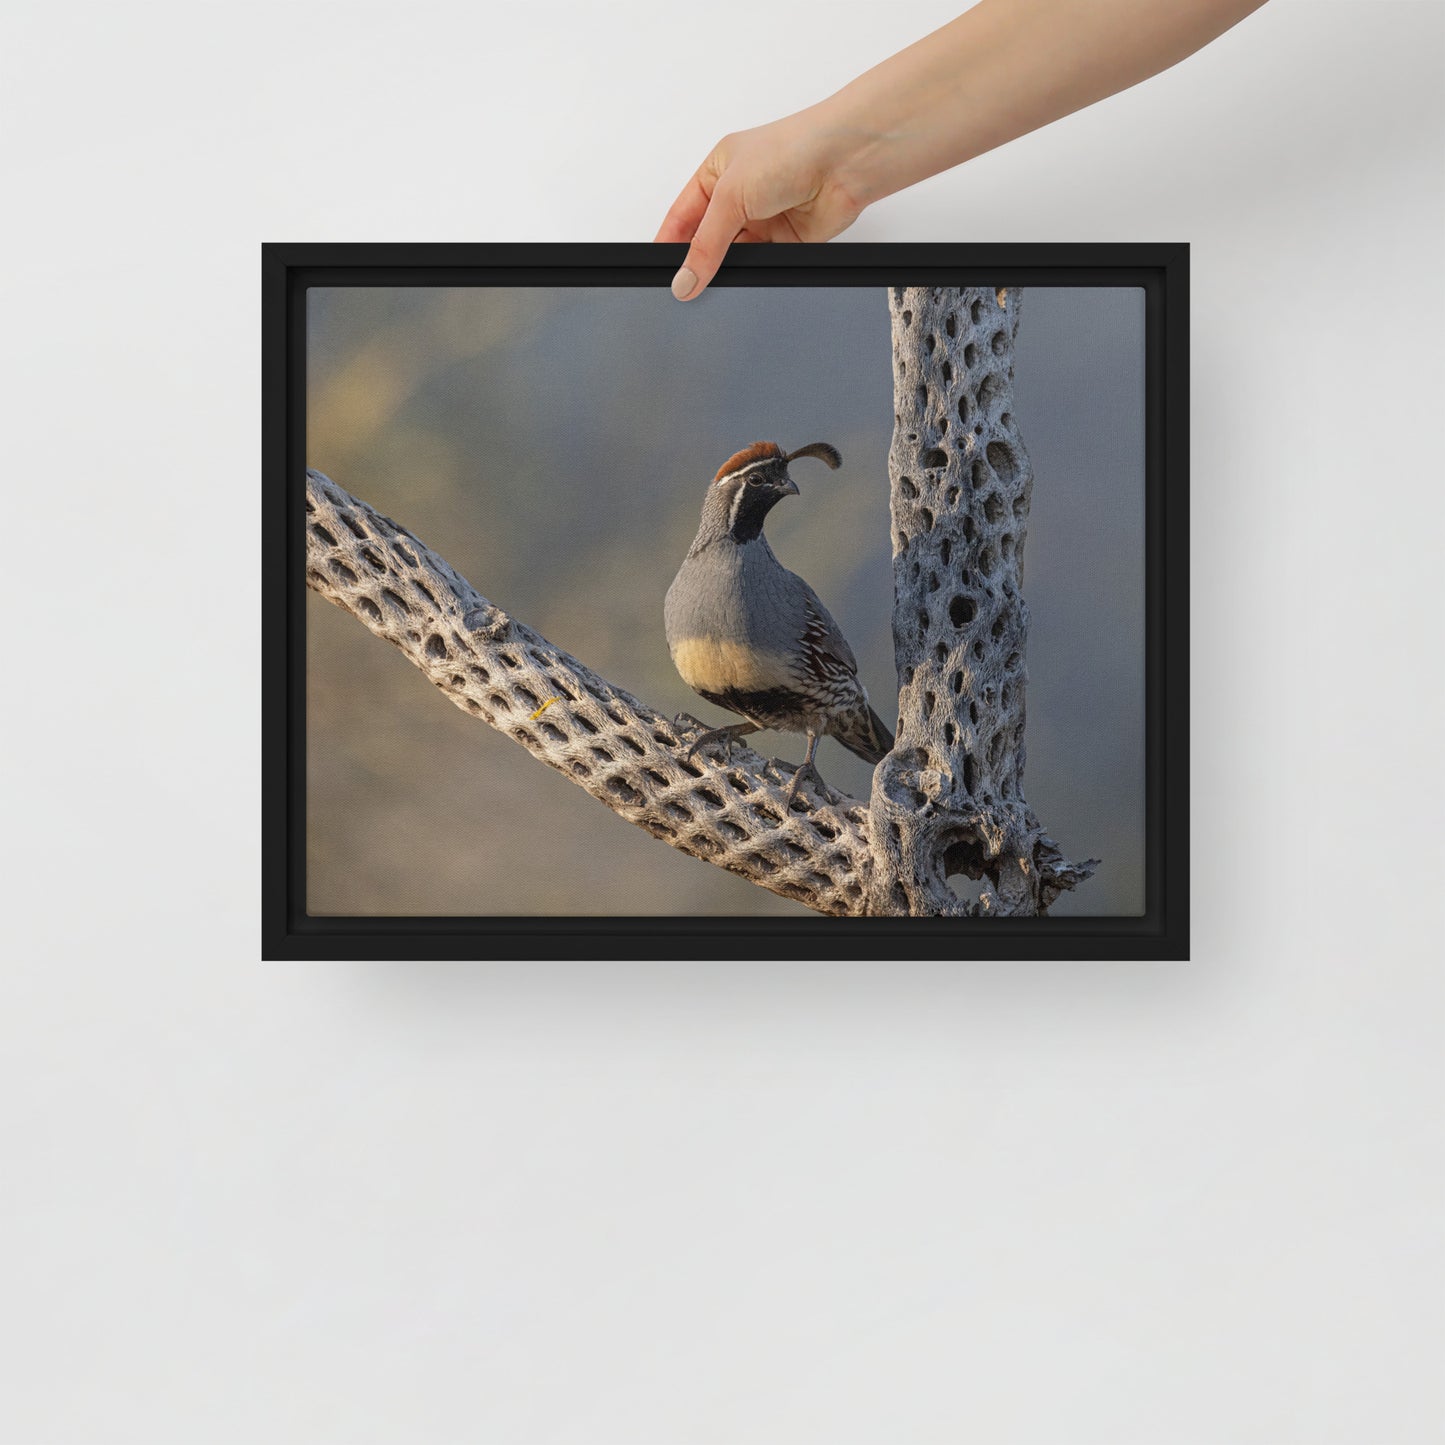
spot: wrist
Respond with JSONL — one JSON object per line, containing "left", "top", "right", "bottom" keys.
{"left": 804, "top": 90, "right": 906, "bottom": 213}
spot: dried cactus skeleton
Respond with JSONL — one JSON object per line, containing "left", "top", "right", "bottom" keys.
{"left": 868, "top": 286, "right": 1097, "bottom": 915}
{"left": 303, "top": 286, "right": 1096, "bottom": 916}
{"left": 305, "top": 468, "right": 875, "bottom": 916}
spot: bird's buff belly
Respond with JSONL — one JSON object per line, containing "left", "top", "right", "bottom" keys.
{"left": 670, "top": 636, "right": 796, "bottom": 697}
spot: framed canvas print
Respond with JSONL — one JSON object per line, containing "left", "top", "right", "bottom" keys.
{"left": 262, "top": 243, "right": 1188, "bottom": 960}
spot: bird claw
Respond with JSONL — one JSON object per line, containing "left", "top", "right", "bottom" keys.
{"left": 786, "top": 761, "right": 824, "bottom": 806}
{"left": 685, "top": 724, "right": 739, "bottom": 765}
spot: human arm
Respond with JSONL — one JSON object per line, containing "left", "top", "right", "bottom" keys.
{"left": 656, "top": 0, "right": 1268, "bottom": 299}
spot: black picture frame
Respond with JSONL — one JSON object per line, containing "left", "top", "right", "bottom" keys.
{"left": 263, "top": 242, "right": 1189, "bottom": 960}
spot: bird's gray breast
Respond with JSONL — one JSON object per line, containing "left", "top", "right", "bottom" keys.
{"left": 665, "top": 539, "right": 805, "bottom": 698}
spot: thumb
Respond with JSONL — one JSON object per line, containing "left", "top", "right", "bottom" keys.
{"left": 671, "top": 182, "right": 747, "bottom": 301}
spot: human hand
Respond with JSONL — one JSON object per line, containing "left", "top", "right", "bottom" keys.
{"left": 656, "top": 0, "right": 1269, "bottom": 303}
{"left": 654, "top": 108, "right": 871, "bottom": 302}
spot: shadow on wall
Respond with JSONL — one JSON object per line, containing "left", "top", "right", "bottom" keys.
{"left": 306, "top": 285, "right": 1143, "bottom": 917}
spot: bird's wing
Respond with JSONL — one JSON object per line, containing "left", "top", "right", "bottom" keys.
{"left": 796, "top": 582, "right": 860, "bottom": 691}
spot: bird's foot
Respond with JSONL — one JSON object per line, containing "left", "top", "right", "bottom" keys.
{"left": 786, "top": 759, "right": 825, "bottom": 805}
{"left": 685, "top": 723, "right": 747, "bottom": 765}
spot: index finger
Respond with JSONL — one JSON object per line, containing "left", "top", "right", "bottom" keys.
{"left": 671, "top": 179, "right": 747, "bottom": 300}
{"left": 654, "top": 171, "right": 714, "bottom": 244}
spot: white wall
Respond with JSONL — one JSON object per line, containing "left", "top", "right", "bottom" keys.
{"left": 4, "top": 2, "right": 1441, "bottom": 1441}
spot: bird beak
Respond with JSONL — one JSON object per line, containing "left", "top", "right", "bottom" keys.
{"left": 778, "top": 474, "right": 800, "bottom": 496}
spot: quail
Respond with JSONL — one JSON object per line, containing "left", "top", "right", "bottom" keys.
{"left": 664, "top": 441, "right": 895, "bottom": 802}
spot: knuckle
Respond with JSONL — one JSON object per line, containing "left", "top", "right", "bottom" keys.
{"left": 712, "top": 178, "right": 749, "bottom": 222}
{"left": 705, "top": 136, "right": 736, "bottom": 174}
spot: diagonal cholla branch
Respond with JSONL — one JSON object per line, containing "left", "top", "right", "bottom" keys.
{"left": 868, "top": 287, "right": 1099, "bottom": 916}
{"left": 304, "top": 468, "right": 875, "bottom": 915}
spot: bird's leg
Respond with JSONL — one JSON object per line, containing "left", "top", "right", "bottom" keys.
{"left": 685, "top": 721, "right": 759, "bottom": 765}
{"left": 786, "top": 733, "right": 824, "bottom": 804}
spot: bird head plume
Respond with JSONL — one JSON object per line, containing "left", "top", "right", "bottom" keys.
{"left": 781, "top": 442, "right": 843, "bottom": 470}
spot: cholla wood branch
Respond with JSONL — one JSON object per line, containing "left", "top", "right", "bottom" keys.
{"left": 305, "top": 284, "right": 1095, "bottom": 918}
{"left": 304, "top": 469, "right": 875, "bottom": 915}
{"left": 868, "top": 287, "right": 1097, "bottom": 915}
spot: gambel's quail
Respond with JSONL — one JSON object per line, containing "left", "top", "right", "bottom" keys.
{"left": 665, "top": 441, "right": 895, "bottom": 802}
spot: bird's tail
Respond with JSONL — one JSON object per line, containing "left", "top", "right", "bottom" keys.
{"left": 833, "top": 702, "right": 895, "bottom": 766}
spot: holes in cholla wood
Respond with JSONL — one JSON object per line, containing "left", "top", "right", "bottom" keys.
{"left": 986, "top": 441, "right": 1019, "bottom": 484}
{"left": 605, "top": 775, "right": 645, "bottom": 807}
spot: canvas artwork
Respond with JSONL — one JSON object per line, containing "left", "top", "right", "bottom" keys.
{"left": 291, "top": 260, "right": 1166, "bottom": 944}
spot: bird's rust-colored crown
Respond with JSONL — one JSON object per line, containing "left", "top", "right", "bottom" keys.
{"left": 714, "top": 441, "right": 783, "bottom": 482}
{"left": 713, "top": 440, "right": 842, "bottom": 483}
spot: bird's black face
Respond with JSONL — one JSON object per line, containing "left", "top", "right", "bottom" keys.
{"left": 696, "top": 442, "right": 839, "bottom": 550}
{"left": 718, "top": 461, "right": 797, "bottom": 542}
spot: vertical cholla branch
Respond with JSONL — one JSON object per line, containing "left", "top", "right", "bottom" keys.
{"left": 867, "top": 287, "right": 1097, "bottom": 916}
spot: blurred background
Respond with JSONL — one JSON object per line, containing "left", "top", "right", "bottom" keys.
{"left": 306, "top": 285, "right": 1143, "bottom": 916}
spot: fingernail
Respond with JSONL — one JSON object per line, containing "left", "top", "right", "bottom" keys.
{"left": 671, "top": 266, "right": 697, "bottom": 300}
